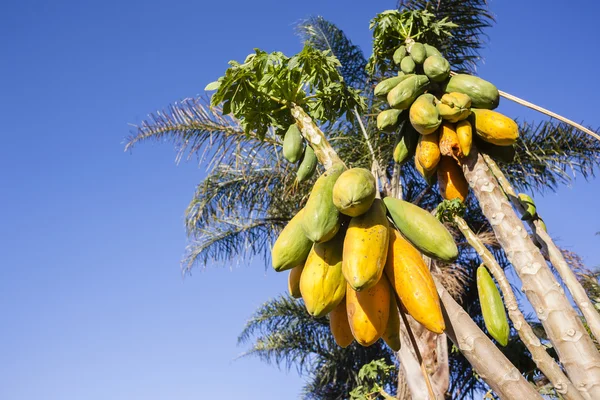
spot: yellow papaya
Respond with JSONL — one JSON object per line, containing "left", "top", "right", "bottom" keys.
{"left": 409, "top": 93, "right": 441, "bottom": 135}
{"left": 384, "top": 227, "right": 445, "bottom": 334}
{"left": 414, "top": 156, "right": 437, "bottom": 185}
{"left": 346, "top": 275, "right": 391, "bottom": 346}
{"left": 382, "top": 293, "right": 401, "bottom": 351}
{"left": 300, "top": 231, "right": 346, "bottom": 318}
{"left": 455, "top": 120, "right": 473, "bottom": 157}
{"left": 343, "top": 199, "right": 389, "bottom": 291}
{"left": 477, "top": 265, "right": 509, "bottom": 346}
{"left": 471, "top": 109, "right": 519, "bottom": 146}
{"left": 416, "top": 131, "right": 440, "bottom": 174}
{"left": 438, "top": 122, "right": 462, "bottom": 160}
{"left": 288, "top": 264, "right": 304, "bottom": 298}
{"left": 329, "top": 298, "right": 354, "bottom": 348}
{"left": 272, "top": 209, "right": 313, "bottom": 272}
{"left": 332, "top": 168, "right": 376, "bottom": 217}
{"left": 437, "top": 156, "right": 469, "bottom": 202}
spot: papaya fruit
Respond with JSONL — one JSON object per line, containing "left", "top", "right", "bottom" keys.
{"left": 414, "top": 156, "right": 437, "bottom": 185}
{"left": 295, "top": 145, "right": 318, "bottom": 183}
{"left": 288, "top": 264, "right": 304, "bottom": 298}
{"left": 474, "top": 136, "right": 516, "bottom": 163}
{"left": 382, "top": 293, "right": 401, "bottom": 351}
{"left": 329, "top": 298, "right": 354, "bottom": 348}
{"left": 424, "top": 44, "right": 442, "bottom": 57}
{"left": 346, "top": 275, "right": 391, "bottom": 346}
{"left": 438, "top": 122, "right": 462, "bottom": 160}
{"left": 400, "top": 56, "right": 416, "bottom": 74}
{"left": 445, "top": 74, "right": 499, "bottom": 110}
{"left": 416, "top": 131, "right": 441, "bottom": 174}
{"left": 393, "top": 45, "right": 407, "bottom": 65}
{"left": 455, "top": 120, "right": 473, "bottom": 157}
{"left": 383, "top": 197, "right": 458, "bottom": 262}
{"left": 374, "top": 74, "right": 413, "bottom": 97}
{"left": 377, "top": 109, "right": 403, "bottom": 132}
{"left": 300, "top": 232, "right": 346, "bottom": 318}
{"left": 282, "top": 124, "right": 304, "bottom": 163}
{"left": 477, "top": 265, "right": 509, "bottom": 346}
{"left": 272, "top": 209, "right": 313, "bottom": 272}
{"left": 343, "top": 199, "right": 389, "bottom": 291}
{"left": 423, "top": 55, "right": 450, "bottom": 83}
{"left": 332, "top": 168, "right": 377, "bottom": 217}
{"left": 409, "top": 93, "right": 441, "bottom": 135}
{"left": 518, "top": 193, "right": 537, "bottom": 220}
{"left": 393, "top": 124, "right": 419, "bottom": 164}
{"left": 301, "top": 164, "right": 346, "bottom": 242}
{"left": 437, "top": 156, "right": 469, "bottom": 202}
{"left": 538, "top": 218, "right": 547, "bottom": 232}
{"left": 437, "top": 93, "right": 471, "bottom": 123}
{"left": 409, "top": 42, "right": 426, "bottom": 64}
{"left": 471, "top": 109, "right": 519, "bottom": 146}
{"left": 385, "top": 227, "right": 445, "bottom": 334}
{"left": 387, "top": 75, "right": 430, "bottom": 110}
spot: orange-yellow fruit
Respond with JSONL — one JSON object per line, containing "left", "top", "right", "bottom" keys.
{"left": 346, "top": 276, "right": 391, "bottom": 346}
{"left": 456, "top": 120, "right": 473, "bottom": 157}
{"left": 438, "top": 122, "right": 462, "bottom": 160}
{"left": 437, "top": 156, "right": 469, "bottom": 202}
{"left": 288, "top": 264, "right": 304, "bottom": 298}
{"left": 329, "top": 298, "right": 354, "bottom": 348}
{"left": 416, "top": 131, "right": 440, "bottom": 174}
{"left": 471, "top": 109, "right": 519, "bottom": 146}
{"left": 382, "top": 294, "right": 401, "bottom": 351}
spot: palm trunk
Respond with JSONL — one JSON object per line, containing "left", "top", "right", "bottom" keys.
{"left": 461, "top": 148, "right": 600, "bottom": 399}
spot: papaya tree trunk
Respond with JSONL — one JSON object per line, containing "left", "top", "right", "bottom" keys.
{"left": 462, "top": 148, "right": 600, "bottom": 399}
{"left": 454, "top": 215, "right": 583, "bottom": 400}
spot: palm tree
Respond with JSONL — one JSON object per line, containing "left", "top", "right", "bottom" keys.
{"left": 125, "top": 1, "right": 600, "bottom": 398}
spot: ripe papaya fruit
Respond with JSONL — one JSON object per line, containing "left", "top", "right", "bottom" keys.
{"left": 471, "top": 109, "right": 519, "bottom": 146}
{"left": 416, "top": 131, "right": 441, "bottom": 174}
{"left": 300, "top": 232, "right": 346, "bottom": 318}
{"left": 437, "top": 93, "right": 471, "bottom": 123}
{"left": 393, "top": 45, "right": 407, "bottom": 65}
{"left": 400, "top": 56, "right": 416, "bottom": 74}
{"left": 343, "top": 199, "right": 389, "bottom": 291}
{"left": 374, "top": 74, "right": 413, "bottom": 97}
{"left": 288, "top": 264, "right": 304, "bottom": 298}
{"left": 301, "top": 164, "right": 346, "bottom": 243}
{"left": 329, "top": 298, "right": 354, "bottom": 348}
{"left": 387, "top": 75, "right": 430, "bottom": 110}
{"left": 346, "top": 275, "right": 391, "bottom": 346}
{"left": 518, "top": 193, "right": 537, "bottom": 220}
{"left": 382, "top": 293, "right": 401, "bottom": 351}
{"left": 272, "top": 209, "right": 313, "bottom": 272}
{"left": 423, "top": 55, "right": 450, "bottom": 83}
{"left": 393, "top": 123, "right": 419, "bottom": 164}
{"left": 385, "top": 227, "right": 445, "bottom": 334}
{"left": 295, "top": 145, "right": 318, "bottom": 183}
{"left": 445, "top": 74, "right": 499, "bottom": 110}
{"left": 283, "top": 124, "right": 304, "bottom": 163}
{"left": 424, "top": 44, "right": 442, "bottom": 57}
{"left": 438, "top": 122, "right": 462, "bottom": 160}
{"left": 477, "top": 265, "right": 509, "bottom": 346}
{"left": 455, "top": 120, "right": 473, "bottom": 157}
{"left": 437, "top": 156, "right": 469, "bottom": 202}
{"left": 332, "top": 168, "right": 377, "bottom": 217}
{"left": 409, "top": 42, "right": 426, "bottom": 64}
{"left": 377, "top": 109, "right": 403, "bottom": 132}
{"left": 409, "top": 93, "right": 442, "bottom": 135}
{"left": 383, "top": 197, "right": 458, "bottom": 262}
{"left": 414, "top": 156, "right": 437, "bottom": 185}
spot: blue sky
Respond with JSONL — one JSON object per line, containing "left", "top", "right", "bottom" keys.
{"left": 0, "top": 1, "right": 598, "bottom": 399}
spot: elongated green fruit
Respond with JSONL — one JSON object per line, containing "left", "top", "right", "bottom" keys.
{"left": 518, "top": 193, "right": 537, "bottom": 221}
{"left": 374, "top": 74, "right": 412, "bottom": 97}
{"left": 382, "top": 197, "right": 458, "bottom": 262}
{"left": 283, "top": 124, "right": 304, "bottom": 163}
{"left": 272, "top": 209, "right": 313, "bottom": 272}
{"left": 409, "top": 42, "right": 426, "bottom": 64}
{"left": 393, "top": 45, "right": 407, "bottom": 64}
{"left": 400, "top": 56, "right": 416, "bottom": 74}
{"left": 393, "top": 123, "right": 419, "bottom": 164}
{"left": 377, "top": 109, "right": 402, "bottom": 132}
{"left": 446, "top": 74, "right": 499, "bottom": 109}
{"left": 296, "top": 145, "right": 317, "bottom": 183}
{"left": 477, "top": 265, "right": 509, "bottom": 346}
{"left": 387, "top": 75, "right": 430, "bottom": 110}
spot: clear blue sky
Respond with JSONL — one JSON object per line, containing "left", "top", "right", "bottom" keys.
{"left": 0, "top": 1, "right": 598, "bottom": 399}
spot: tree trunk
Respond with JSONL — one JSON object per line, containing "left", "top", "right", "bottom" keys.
{"left": 462, "top": 148, "right": 600, "bottom": 399}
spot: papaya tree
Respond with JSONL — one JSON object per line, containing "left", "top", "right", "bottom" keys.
{"left": 126, "top": 1, "right": 600, "bottom": 399}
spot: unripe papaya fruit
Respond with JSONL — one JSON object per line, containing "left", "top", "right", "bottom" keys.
{"left": 272, "top": 209, "right": 313, "bottom": 272}
{"left": 288, "top": 264, "right": 304, "bottom": 298}
{"left": 332, "top": 168, "right": 377, "bottom": 217}
{"left": 416, "top": 131, "right": 441, "bottom": 174}
{"left": 477, "top": 265, "right": 509, "bottom": 346}
{"left": 471, "top": 109, "right": 519, "bottom": 146}
{"left": 329, "top": 298, "right": 354, "bottom": 348}
{"left": 455, "top": 120, "right": 473, "bottom": 157}
{"left": 409, "top": 93, "right": 441, "bottom": 135}
{"left": 377, "top": 109, "right": 403, "bottom": 132}
{"left": 343, "top": 199, "right": 389, "bottom": 291}
{"left": 374, "top": 74, "right": 413, "bottom": 97}
{"left": 387, "top": 75, "right": 430, "bottom": 110}
{"left": 295, "top": 145, "right": 318, "bottom": 183}
{"left": 301, "top": 164, "right": 346, "bottom": 242}
{"left": 437, "top": 93, "right": 471, "bottom": 123}
{"left": 414, "top": 156, "right": 437, "bottom": 185}
{"left": 446, "top": 74, "right": 499, "bottom": 110}
{"left": 538, "top": 218, "right": 547, "bottom": 232}
{"left": 437, "top": 156, "right": 469, "bottom": 202}
{"left": 423, "top": 55, "right": 450, "bottom": 83}
{"left": 382, "top": 293, "right": 401, "bottom": 351}
{"left": 393, "top": 124, "right": 419, "bottom": 164}
{"left": 409, "top": 42, "right": 427, "bottom": 64}
{"left": 300, "top": 232, "right": 346, "bottom": 318}
{"left": 424, "top": 44, "right": 442, "bottom": 57}
{"left": 385, "top": 227, "right": 445, "bottom": 334}
{"left": 383, "top": 197, "right": 458, "bottom": 262}
{"left": 400, "top": 56, "right": 416, "bottom": 74}
{"left": 283, "top": 124, "right": 304, "bottom": 163}
{"left": 438, "top": 122, "right": 462, "bottom": 160}
{"left": 393, "top": 45, "right": 407, "bottom": 65}
{"left": 518, "top": 193, "right": 537, "bottom": 220}
{"left": 346, "top": 275, "right": 391, "bottom": 346}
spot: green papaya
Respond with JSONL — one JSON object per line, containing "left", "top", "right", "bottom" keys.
{"left": 333, "top": 168, "right": 377, "bottom": 217}
{"left": 437, "top": 93, "right": 471, "bottom": 122}
{"left": 301, "top": 164, "right": 346, "bottom": 242}
{"left": 393, "top": 123, "right": 418, "bottom": 164}
{"left": 377, "top": 109, "right": 403, "bottom": 132}
{"left": 382, "top": 197, "right": 458, "bottom": 262}
{"left": 295, "top": 145, "right": 318, "bottom": 183}
{"left": 424, "top": 44, "right": 442, "bottom": 57}
{"left": 283, "top": 124, "right": 304, "bottom": 163}
{"left": 272, "top": 209, "right": 313, "bottom": 272}
{"left": 518, "top": 193, "right": 537, "bottom": 221}
{"left": 445, "top": 74, "right": 500, "bottom": 110}
{"left": 393, "top": 45, "right": 407, "bottom": 65}
{"left": 409, "top": 93, "right": 441, "bottom": 135}
{"left": 400, "top": 56, "right": 416, "bottom": 74}
{"left": 409, "top": 42, "right": 426, "bottom": 64}
{"left": 374, "top": 74, "right": 413, "bottom": 97}
{"left": 477, "top": 265, "right": 509, "bottom": 346}
{"left": 538, "top": 218, "right": 547, "bottom": 232}
{"left": 387, "top": 75, "right": 430, "bottom": 110}
{"left": 423, "top": 55, "right": 450, "bottom": 83}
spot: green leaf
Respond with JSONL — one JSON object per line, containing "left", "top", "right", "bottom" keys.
{"left": 204, "top": 81, "right": 221, "bottom": 91}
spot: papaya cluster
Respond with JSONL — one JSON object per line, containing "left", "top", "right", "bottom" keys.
{"left": 273, "top": 163, "right": 459, "bottom": 349}
{"left": 375, "top": 42, "right": 520, "bottom": 202}
{"left": 282, "top": 124, "right": 318, "bottom": 184}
